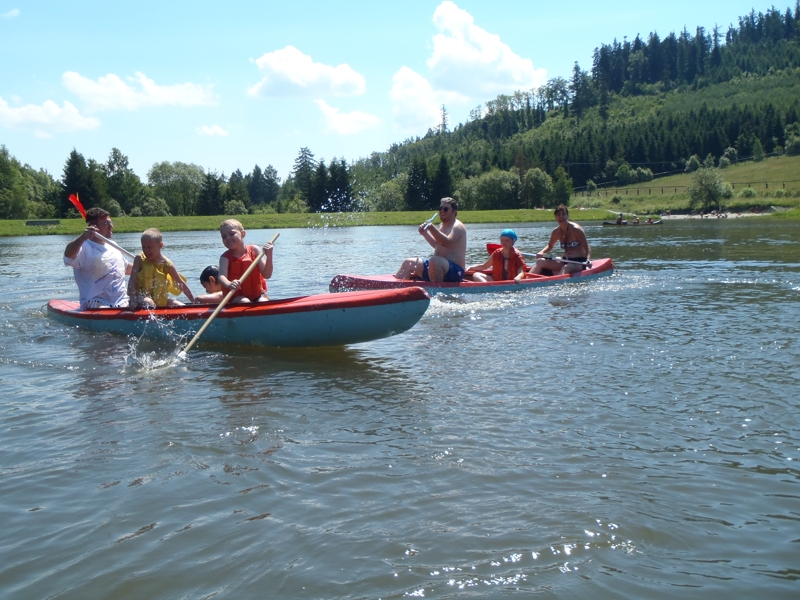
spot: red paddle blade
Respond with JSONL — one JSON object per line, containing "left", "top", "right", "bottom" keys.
{"left": 486, "top": 243, "right": 500, "bottom": 255}
{"left": 68, "top": 193, "right": 87, "bottom": 219}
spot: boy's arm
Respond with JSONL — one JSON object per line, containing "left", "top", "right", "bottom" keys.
{"left": 168, "top": 263, "right": 195, "bottom": 303}
{"left": 218, "top": 256, "right": 238, "bottom": 290}
{"left": 258, "top": 243, "right": 274, "bottom": 280}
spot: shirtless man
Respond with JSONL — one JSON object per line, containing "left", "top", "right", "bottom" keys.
{"left": 395, "top": 197, "right": 467, "bottom": 282}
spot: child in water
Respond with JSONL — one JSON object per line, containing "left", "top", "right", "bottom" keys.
{"left": 217, "top": 219, "right": 274, "bottom": 303}
{"left": 195, "top": 265, "right": 225, "bottom": 304}
{"left": 467, "top": 229, "right": 527, "bottom": 282}
{"left": 128, "top": 228, "right": 195, "bottom": 308}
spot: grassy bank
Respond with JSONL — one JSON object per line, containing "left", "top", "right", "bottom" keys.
{"left": 2, "top": 208, "right": 613, "bottom": 238}
{"left": 572, "top": 153, "right": 800, "bottom": 215}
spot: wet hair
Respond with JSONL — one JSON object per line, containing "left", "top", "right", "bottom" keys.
{"left": 440, "top": 197, "right": 458, "bottom": 212}
{"left": 200, "top": 265, "right": 219, "bottom": 284}
{"left": 85, "top": 207, "right": 110, "bottom": 223}
{"left": 141, "top": 227, "right": 162, "bottom": 243}
{"left": 220, "top": 219, "right": 244, "bottom": 232}
{"left": 554, "top": 204, "right": 569, "bottom": 217}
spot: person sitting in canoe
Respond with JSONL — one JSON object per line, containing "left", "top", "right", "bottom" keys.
{"left": 632, "top": 214, "right": 640, "bottom": 225}
{"left": 218, "top": 219, "right": 274, "bottom": 303}
{"left": 395, "top": 197, "right": 467, "bottom": 283}
{"left": 530, "top": 205, "right": 592, "bottom": 276}
{"left": 195, "top": 265, "right": 225, "bottom": 304}
{"left": 615, "top": 213, "right": 624, "bottom": 225}
{"left": 646, "top": 217, "right": 654, "bottom": 224}
{"left": 467, "top": 229, "right": 527, "bottom": 282}
{"left": 63, "top": 207, "right": 132, "bottom": 309}
{"left": 127, "top": 228, "right": 195, "bottom": 308}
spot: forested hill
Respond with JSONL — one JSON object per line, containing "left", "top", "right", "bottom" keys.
{"left": 2, "top": 4, "right": 800, "bottom": 219}
{"left": 351, "top": 4, "right": 800, "bottom": 211}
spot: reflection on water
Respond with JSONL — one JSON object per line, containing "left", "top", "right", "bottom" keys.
{"left": 1, "top": 219, "right": 799, "bottom": 598}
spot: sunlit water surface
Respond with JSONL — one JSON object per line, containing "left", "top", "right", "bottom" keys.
{"left": 1, "top": 218, "right": 799, "bottom": 599}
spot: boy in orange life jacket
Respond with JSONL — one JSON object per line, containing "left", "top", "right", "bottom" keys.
{"left": 127, "top": 228, "right": 195, "bottom": 308}
{"left": 217, "top": 219, "right": 274, "bottom": 303}
{"left": 467, "top": 229, "right": 527, "bottom": 282}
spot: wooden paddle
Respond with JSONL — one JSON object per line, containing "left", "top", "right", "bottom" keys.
{"left": 486, "top": 243, "right": 590, "bottom": 267}
{"left": 177, "top": 233, "right": 279, "bottom": 360}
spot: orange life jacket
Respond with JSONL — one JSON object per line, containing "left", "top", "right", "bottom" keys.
{"left": 491, "top": 248, "right": 526, "bottom": 281}
{"left": 223, "top": 245, "right": 267, "bottom": 301}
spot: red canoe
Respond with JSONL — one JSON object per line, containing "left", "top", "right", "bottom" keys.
{"left": 330, "top": 258, "right": 614, "bottom": 294}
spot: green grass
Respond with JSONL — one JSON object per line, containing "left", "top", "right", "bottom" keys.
{"left": 2, "top": 208, "right": 613, "bottom": 238}
{"left": 571, "top": 153, "right": 800, "bottom": 215}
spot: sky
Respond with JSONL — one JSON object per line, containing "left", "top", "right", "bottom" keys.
{"left": 0, "top": 0, "right": 771, "bottom": 182}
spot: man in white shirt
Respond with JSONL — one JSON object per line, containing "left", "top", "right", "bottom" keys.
{"left": 63, "top": 207, "right": 131, "bottom": 309}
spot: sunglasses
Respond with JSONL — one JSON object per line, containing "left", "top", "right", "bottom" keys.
{"left": 439, "top": 206, "right": 451, "bottom": 213}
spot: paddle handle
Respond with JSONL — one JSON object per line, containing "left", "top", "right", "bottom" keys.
{"left": 94, "top": 232, "right": 136, "bottom": 259}
{"left": 181, "top": 233, "right": 279, "bottom": 357}
{"left": 422, "top": 212, "right": 437, "bottom": 230}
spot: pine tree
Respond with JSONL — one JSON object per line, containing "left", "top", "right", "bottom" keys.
{"left": 292, "top": 148, "right": 316, "bottom": 202}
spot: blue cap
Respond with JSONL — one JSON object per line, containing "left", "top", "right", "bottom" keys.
{"left": 500, "top": 229, "right": 517, "bottom": 241}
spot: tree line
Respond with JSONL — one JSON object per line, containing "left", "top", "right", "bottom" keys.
{"left": 3, "top": 3, "right": 800, "bottom": 219}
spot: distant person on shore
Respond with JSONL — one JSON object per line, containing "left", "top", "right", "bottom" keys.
{"left": 128, "top": 228, "right": 195, "bottom": 308}
{"left": 530, "top": 205, "right": 592, "bottom": 276}
{"left": 63, "top": 207, "right": 131, "bottom": 309}
{"left": 218, "top": 219, "right": 274, "bottom": 303}
{"left": 395, "top": 197, "right": 467, "bottom": 282}
{"left": 468, "top": 229, "right": 527, "bottom": 282}
{"left": 195, "top": 265, "right": 225, "bottom": 304}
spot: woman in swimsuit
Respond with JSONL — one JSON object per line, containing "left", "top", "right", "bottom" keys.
{"left": 529, "top": 204, "right": 592, "bottom": 276}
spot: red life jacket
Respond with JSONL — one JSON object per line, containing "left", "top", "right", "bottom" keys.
{"left": 223, "top": 245, "right": 267, "bottom": 301}
{"left": 491, "top": 248, "right": 526, "bottom": 281}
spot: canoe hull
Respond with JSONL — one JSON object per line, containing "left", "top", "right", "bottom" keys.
{"left": 47, "top": 287, "right": 431, "bottom": 347}
{"left": 330, "top": 258, "right": 614, "bottom": 295}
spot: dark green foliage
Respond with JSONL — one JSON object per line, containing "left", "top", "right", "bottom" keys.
{"left": 196, "top": 172, "right": 223, "bottom": 216}
{"left": 292, "top": 148, "right": 316, "bottom": 202}
{"left": 0, "top": 146, "right": 28, "bottom": 219}
{"left": 225, "top": 169, "right": 251, "bottom": 213}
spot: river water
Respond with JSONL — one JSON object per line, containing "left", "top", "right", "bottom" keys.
{"left": 1, "top": 218, "right": 799, "bottom": 599}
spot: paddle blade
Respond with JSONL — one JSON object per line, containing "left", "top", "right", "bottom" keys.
{"left": 486, "top": 243, "right": 500, "bottom": 254}
{"left": 68, "top": 193, "right": 87, "bottom": 219}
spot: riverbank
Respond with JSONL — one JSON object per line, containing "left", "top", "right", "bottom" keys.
{"left": 4, "top": 205, "right": 798, "bottom": 237}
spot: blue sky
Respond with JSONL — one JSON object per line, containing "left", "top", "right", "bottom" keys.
{"left": 0, "top": 0, "right": 769, "bottom": 182}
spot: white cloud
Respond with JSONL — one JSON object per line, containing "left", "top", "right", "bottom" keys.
{"left": 62, "top": 71, "right": 216, "bottom": 112}
{"left": 314, "top": 100, "right": 379, "bottom": 135}
{"left": 0, "top": 96, "right": 99, "bottom": 137}
{"left": 1, "top": 9, "right": 20, "bottom": 18}
{"left": 248, "top": 46, "right": 365, "bottom": 98}
{"left": 196, "top": 124, "right": 229, "bottom": 137}
{"left": 428, "top": 1, "right": 547, "bottom": 96}
{"left": 389, "top": 67, "right": 467, "bottom": 134}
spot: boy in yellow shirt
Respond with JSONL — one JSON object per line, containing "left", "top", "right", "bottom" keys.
{"left": 128, "top": 228, "right": 195, "bottom": 308}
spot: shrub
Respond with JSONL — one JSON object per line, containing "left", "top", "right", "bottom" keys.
{"left": 224, "top": 199, "right": 248, "bottom": 215}
{"left": 685, "top": 155, "right": 701, "bottom": 172}
{"left": 718, "top": 156, "right": 731, "bottom": 169}
{"left": 739, "top": 187, "right": 757, "bottom": 198}
{"left": 688, "top": 168, "right": 727, "bottom": 212}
